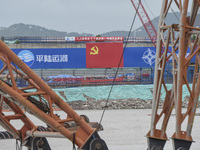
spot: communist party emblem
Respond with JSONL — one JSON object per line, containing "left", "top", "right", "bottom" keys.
{"left": 90, "top": 46, "right": 99, "bottom": 55}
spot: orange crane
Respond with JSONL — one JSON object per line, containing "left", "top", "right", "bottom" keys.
{"left": 0, "top": 41, "right": 108, "bottom": 149}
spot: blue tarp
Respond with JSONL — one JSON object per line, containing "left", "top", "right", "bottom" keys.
{"left": 57, "top": 75, "right": 74, "bottom": 78}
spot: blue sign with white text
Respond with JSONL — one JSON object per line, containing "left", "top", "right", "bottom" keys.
{"left": 11, "top": 48, "right": 86, "bottom": 69}
{"left": 2, "top": 47, "right": 195, "bottom": 69}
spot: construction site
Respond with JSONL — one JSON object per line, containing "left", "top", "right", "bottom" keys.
{"left": 0, "top": 0, "right": 200, "bottom": 150}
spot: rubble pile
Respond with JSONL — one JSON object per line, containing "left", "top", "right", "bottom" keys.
{"left": 65, "top": 94, "right": 198, "bottom": 110}
{"left": 3, "top": 93, "right": 199, "bottom": 111}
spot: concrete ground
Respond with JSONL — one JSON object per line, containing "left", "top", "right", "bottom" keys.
{"left": 0, "top": 109, "right": 199, "bottom": 149}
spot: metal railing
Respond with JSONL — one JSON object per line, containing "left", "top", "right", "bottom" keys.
{"left": 3, "top": 36, "right": 153, "bottom": 43}
{"left": 14, "top": 65, "right": 195, "bottom": 87}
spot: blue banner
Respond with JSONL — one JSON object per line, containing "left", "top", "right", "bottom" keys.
{"left": 123, "top": 47, "right": 195, "bottom": 68}
{"left": 11, "top": 48, "right": 86, "bottom": 69}
{"left": 0, "top": 47, "right": 194, "bottom": 69}
{"left": 124, "top": 47, "right": 157, "bottom": 68}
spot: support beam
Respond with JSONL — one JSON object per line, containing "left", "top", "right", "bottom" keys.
{"left": 147, "top": 0, "right": 200, "bottom": 149}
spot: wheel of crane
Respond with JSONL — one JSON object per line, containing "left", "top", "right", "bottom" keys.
{"left": 89, "top": 138, "right": 108, "bottom": 150}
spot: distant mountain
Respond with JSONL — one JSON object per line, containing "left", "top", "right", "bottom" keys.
{"left": 135, "top": 12, "right": 200, "bottom": 37}
{"left": 0, "top": 23, "right": 137, "bottom": 38}
{"left": 0, "top": 23, "right": 93, "bottom": 37}
{"left": 102, "top": 12, "right": 182, "bottom": 37}
{"left": 0, "top": 12, "right": 200, "bottom": 38}
{"left": 131, "top": 12, "right": 181, "bottom": 37}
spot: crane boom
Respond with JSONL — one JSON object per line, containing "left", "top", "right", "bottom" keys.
{"left": 130, "top": 0, "right": 157, "bottom": 47}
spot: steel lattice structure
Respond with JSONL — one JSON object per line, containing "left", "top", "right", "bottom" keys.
{"left": 146, "top": 0, "right": 200, "bottom": 149}
{"left": 130, "top": 0, "right": 158, "bottom": 47}
{"left": 0, "top": 41, "right": 108, "bottom": 149}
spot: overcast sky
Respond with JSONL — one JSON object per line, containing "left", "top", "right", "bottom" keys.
{"left": 0, "top": 0, "right": 193, "bottom": 35}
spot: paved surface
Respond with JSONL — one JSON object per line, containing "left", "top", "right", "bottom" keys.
{"left": 0, "top": 109, "right": 200, "bottom": 149}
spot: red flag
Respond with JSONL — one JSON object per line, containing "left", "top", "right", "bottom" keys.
{"left": 86, "top": 42, "right": 124, "bottom": 68}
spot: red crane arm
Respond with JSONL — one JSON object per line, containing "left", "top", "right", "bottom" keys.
{"left": 130, "top": 0, "right": 157, "bottom": 48}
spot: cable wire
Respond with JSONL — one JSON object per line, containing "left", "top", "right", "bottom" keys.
{"left": 98, "top": 0, "right": 142, "bottom": 126}
{"left": 143, "top": 0, "right": 159, "bottom": 24}
{"left": 170, "top": 7, "right": 180, "bottom": 22}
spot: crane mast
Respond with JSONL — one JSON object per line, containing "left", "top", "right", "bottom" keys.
{"left": 145, "top": 0, "right": 200, "bottom": 149}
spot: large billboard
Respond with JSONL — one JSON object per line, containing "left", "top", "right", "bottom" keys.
{"left": 2, "top": 45, "right": 194, "bottom": 69}
{"left": 86, "top": 42, "right": 124, "bottom": 68}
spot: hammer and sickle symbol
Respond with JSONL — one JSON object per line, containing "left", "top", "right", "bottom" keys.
{"left": 90, "top": 46, "right": 99, "bottom": 55}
